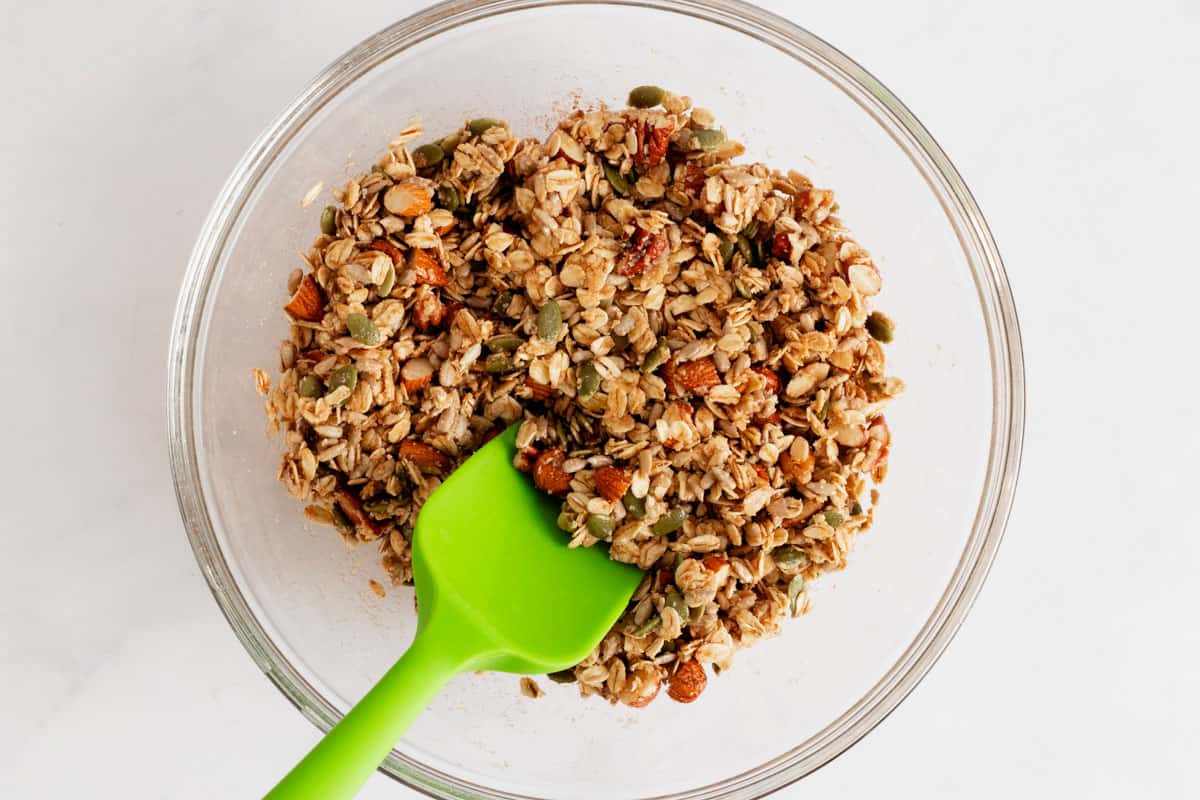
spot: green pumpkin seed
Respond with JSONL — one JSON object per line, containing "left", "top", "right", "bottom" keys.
{"left": 346, "top": 313, "right": 382, "bottom": 346}
{"left": 611, "top": 333, "right": 629, "bottom": 352}
{"left": 622, "top": 489, "right": 646, "bottom": 519}
{"left": 851, "top": 501, "right": 864, "bottom": 516}
{"left": 736, "top": 232, "right": 757, "bottom": 266}
{"left": 577, "top": 360, "right": 601, "bottom": 400}
{"left": 556, "top": 511, "right": 575, "bottom": 532}
{"left": 440, "top": 132, "right": 462, "bottom": 154}
{"left": 320, "top": 205, "right": 337, "bottom": 235}
{"left": 412, "top": 143, "right": 444, "bottom": 169}
{"left": 627, "top": 85, "right": 666, "bottom": 109}
{"left": 438, "top": 183, "right": 461, "bottom": 212}
{"left": 546, "top": 669, "right": 577, "bottom": 684}
{"left": 484, "top": 353, "right": 519, "bottom": 374}
{"left": 485, "top": 333, "right": 524, "bottom": 352}
{"left": 733, "top": 277, "right": 754, "bottom": 299}
{"left": 467, "top": 117, "right": 505, "bottom": 136}
{"left": 718, "top": 238, "right": 735, "bottom": 265}
{"left": 536, "top": 300, "right": 562, "bottom": 342}
{"left": 492, "top": 289, "right": 514, "bottom": 316}
{"left": 377, "top": 262, "right": 395, "bottom": 298}
{"left": 298, "top": 375, "right": 324, "bottom": 398}
{"left": 787, "top": 574, "right": 806, "bottom": 618}
{"left": 824, "top": 510, "right": 845, "bottom": 528}
{"left": 773, "top": 545, "right": 805, "bottom": 573}
{"left": 689, "top": 604, "right": 704, "bottom": 623}
{"left": 633, "top": 614, "right": 662, "bottom": 637}
{"left": 866, "top": 312, "right": 894, "bottom": 343}
{"left": 665, "top": 587, "right": 688, "bottom": 621}
{"left": 326, "top": 364, "right": 358, "bottom": 398}
{"left": 587, "top": 514, "right": 615, "bottom": 542}
{"left": 692, "top": 129, "right": 725, "bottom": 150}
{"left": 330, "top": 503, "right": 354, "bottom": 534}
{"left": 742, "top": 219, "right": 761, "bottom": 239}
{"left": 652, "top": 508, "right": 686, "bottom": 535}
{"left": 642, "top": 341, "right": 670, "bottom": 374}
{"left": 363, "top": 498, "right": 393, "bottom": 518}
{"left": 603, "top": 162, "right": 631, "bottom": 196}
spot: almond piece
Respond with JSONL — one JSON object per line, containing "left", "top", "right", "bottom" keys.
{"left": 545, "top": 129, "right": 586, "bottom": 165}
{"left": 667, "top": 659, "right": 707, "bottom": 703}
{"left": 863, "top": 416, "right": 891, "bottom": 474}
{"left": 369, "top": 238, "right": 403, "bottom": 264}
{"left": 619, "top": 226, "right": 668, "bottom": 277}
{"left": 400, "top": 357, "right": 434, "bottom": 393}
{"left": 835, "top": 425, "right": 869, "bottom": 448}
{"left": 625, "top": 668, "right": 662, "bottom": 708}
{"left": 524, "top": 377, "right": 556, "bottom": 401}
{"left": 412, "top": 285, "right": 445, "bottom": 331}
{"left": 398, "top": 439, "right": 451, "bottom": 474}
{"left": 283, "top": 274, "right": 324, "bottom": 322}
{"left": 593, "top": 466, "right": 632, "bottom": 502}
{"left": 532, "top": 447, "right": 571, "bottom": 496}
{"left": 409, "top": 248, "right": 448, "bottom": 287}
{"left": 383, "top": 181, "right": 433, "bottom": 217}
{"left": 778, "top": 451, "right": 815, "bottom": 487}
{"left": 751, "top": 365, "right": 781, "bottom": 394}
{"left": 673, "top": 357, "right": 720, "bottom": 396}
{"left": 847, "top": 262, "right": 882, "bottom": 295}
{"left": 333, "top": 488, "right": 382, "bottom": 538}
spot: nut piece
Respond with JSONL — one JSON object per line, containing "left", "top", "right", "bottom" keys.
{"left": 399, "top": 440, "right": 452, "bottom": 474}
{"left": 778, "top": 450, "right": 815, "bottom": 487}
{"left": 631, "top": 118, "right": 673, "bottom": 170}
{"left": 672, "top": 357, "right": 721, "bottom": 396}
{"left": 369, "top": 238, "right": 404, "bottom": 264}
{"left": 667, "top": 659, "right": 707, "bottom": 703}
{"left": 400, "top": 357, "right": 434, "bottom": 393}
{"left": 412, "top": 285, "right": 445, "bottom": 331}
{"left": 333, "top": 488, "right": 382, "bottom": 538}
{"left": 383, "top": 182, "right": 433, "bottom": 217}
{"left": 524, "top": 377, "right": 556, "bottom": 401}
{"left": 770, "top": 232, "right": 793, "bottom": 260}
{"left": 593, "top": 466, "right": 632, "bottom": 502}
{"left": 532, "top": 447, "right": 571, "bottom": 496}
{"left": 619, "top": 226, "right": 668, "bottom": 277}
{"left": 545, "top": 129, "right": 586, "bottom": 165}
{"left": 750, "top": 365, "right": 780, "bottom": 394}
{"left": 283, "top": 274, "right": 324, "bottom": 322}
{"left": 409, "top": 248, "right": 447, "bottom": 287}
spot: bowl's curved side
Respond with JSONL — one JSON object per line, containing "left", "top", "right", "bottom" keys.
{"left": 168, "top": 2, "right": 1023, "bottom": 799}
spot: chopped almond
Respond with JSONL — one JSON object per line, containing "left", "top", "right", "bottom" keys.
{"left": 593, "top": 466, "right": 632, "bottom": 502}
{"left": 333, "top": 488, "right": 382, "bottom": 538}
{"left": 400, "top": 357, "right": 434, "bottom": 393}
{"left": 545, "top": 129, "right": 586, "bottom": 165}
{"left": 409, "top": 248, "right": 447, "bottom": 287}
{"left": 283, "top": 274, "right": 324, "bottom": 322}
{"left": 398, "top": 439, "right": 451, "bottom": 474}
{"left": 673, "top": 357, "right": 721, "bottom": 396}
{"left": 369, "top": 238, "right": 403, "bottom": 264}
{"left": 778, "top": 451, "right": 815, "bottom": 487}
{"left": 667, "top": 659, "right": 707, "bottom": 703}
{"left": 383, "top": 181, "right": 433, "bottom": 217}
{"left": 412, "top": 285, "right": 445, "bottom": 331}
{"left": 524, "top": 377, "right": 556, "bottom": 401}
{"left": 532, "top": 447, "right": 571, "bottom": 496}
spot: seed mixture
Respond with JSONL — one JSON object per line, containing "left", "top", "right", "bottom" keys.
{"left": 260, "top": 86, "right": 902, "bottom": 707}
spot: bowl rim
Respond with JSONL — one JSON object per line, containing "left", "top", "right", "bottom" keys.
{"left": 167, "top": 1, "right": 1025, "bottom": 798}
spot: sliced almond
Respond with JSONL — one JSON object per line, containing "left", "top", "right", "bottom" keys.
{"left": 283, "top": 273, "right": 324, "bottom": 322}
{"left": 545, "top": 129, "right": 586, "bottom": 165}
{"left": 383, "top": 182, "right": 433, "bottom": 217}
{"left": 400, "top": 357, "right": 434, "bottom": 393}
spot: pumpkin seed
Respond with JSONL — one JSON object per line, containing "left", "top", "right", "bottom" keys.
{"left": 736, "top": 232, "right": 757, "bottom": 266}
{"left": 536, "top": 299, "right": 562, "bottom": 342}
{"left": 320, "top": 205, "right": 337, "bottom": 235}
{"left": 773, "top": 545, "right": 805, "bottom": 573}
{"left": 346, "top": 313, "right": 382, "bottom": 346}
{"left": 326, "top": 364, "right": 358, "bottom": 398}
{"left": 556, "top": 512, "right": 575, "bottom": 532}
{"left": 632, "top": 614, "right": 662, "bottom": 637}
{"left": 440, "top": 132, "right": 462, "bottom": 154}
{"left": 492, "top": 289, "right": 514, "bottom": 316}
{"left": 363, "top": 498, "right": 393, "bottom": 518}
{"left": 485, "top": 333, "right": 523, "bottom": 352}
{"left": 330, "top": 504, "right": 353, "bottom": 534}
{"left": 665, "top": 587, "right": 688, "bottom": 621}
{"left": 742, "top": 219, "right": 761, "bottom": 238}
{"left": 622, "top": 489, "right": 646, "bottom": 519}
{"left": 824, "top": 510, "right": 845, "bottom": 528}
{"left": 467, "top": 117, "right": 504, "bottom": 136}
{"left": 298, "top": 375, "right": 324, "bottom": 398}
{"left": 627, "top": 85, "right": 666, "bottom": 109}
{"left": 603, "top": 162, "right": 631, "bottom": 196}
{"left": 412, "top": 143, "right": 444, "bottom": 169}
{"left": 484, "top": 354, "right": 519, "bottom": 374}
{"left": 546, "top": 669, "right": 577, "bottom": 684}
{"left": 689, "top": 604, "right": 704, "bottom": 623}
{"left": 577, "top": 360, "right": 601, "bottom": 399}
{"left": 652, "top": 508, "right": 686, "bottom": 535}
{"left": 718, "top": 238, "right": 735, "bottom": 264}
{"left": 866, "top": 312, "right": 894, "bottom": 343}
{"left": 642, "top": 341, "right": 670, "bottom": 374}
{"left": 733, "top": 277, "right": 753, "bottom": 299}
{"left": 851, "top": 501, "right": 864, "bottom": 516}
{"left": 787, "top": 575, "right": 806, "bottom": 618}
{"left": 692, "top": 129, "right": 725, "bottom": 150}
{"left": 611, "top": 333, "right": 629, "bottom": 352}
{"left": 438, "top": 183, "right": 461, "bottom": 212}
{"left": 586, "top": 514, "right": 615, "bottom": 542}
{"left": 377, "top": 262, "right": 395, "bottom": 298}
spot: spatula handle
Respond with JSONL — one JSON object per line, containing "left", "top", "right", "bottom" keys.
{"left": 264, "top": 627, "right": 464, "bottom": 800}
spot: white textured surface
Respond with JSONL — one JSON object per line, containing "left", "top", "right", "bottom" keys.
{"left": 0, "top": 1, "right": 1196, "bottom": 797}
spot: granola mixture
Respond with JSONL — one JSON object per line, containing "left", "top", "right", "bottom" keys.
{"left": 260, "top": 86, "right": 902, "bottom": 707}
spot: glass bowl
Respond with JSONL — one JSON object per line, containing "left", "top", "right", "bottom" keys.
{"left": 167, "top": 1, "right": 1024, "bottom": 797}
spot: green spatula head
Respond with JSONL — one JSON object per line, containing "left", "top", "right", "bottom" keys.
{"left": 413, "top": 423, "right": 643, "bottom": 674}
{"left": 266, "top": 423, "right": 642, "bottom": 800}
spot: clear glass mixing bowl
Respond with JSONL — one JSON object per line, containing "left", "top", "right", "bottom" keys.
{"left": 167, "top": 1, "right": 1024, "bottom": 797}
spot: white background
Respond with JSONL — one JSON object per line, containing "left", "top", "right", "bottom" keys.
{"left": 2, "top": 0, "right": 1197, "bottom": 797}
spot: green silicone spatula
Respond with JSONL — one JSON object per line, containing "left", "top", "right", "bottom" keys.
{"left": 265, "top": 423, "right": 642, "bottom": 800}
